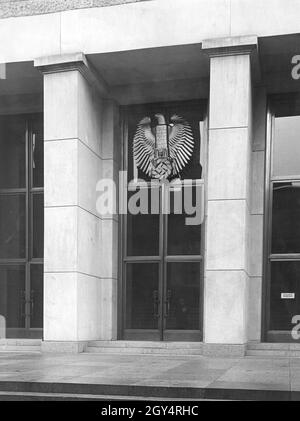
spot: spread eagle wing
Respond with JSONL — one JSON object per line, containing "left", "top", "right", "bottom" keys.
{"left": 168, "top": 115, "right": 194, "bottom": 175}
{"left": 133, "top": 117, "right": 155, "bottom": 176}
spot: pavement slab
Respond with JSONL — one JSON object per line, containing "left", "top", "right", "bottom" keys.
{"left": 0, "top": 352, "right": 299, "bottom": 399}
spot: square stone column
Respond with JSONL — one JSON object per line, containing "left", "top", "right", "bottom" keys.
{"left": 202, "top": 37, "right": 258, "bottom": 355}
{"left": 34, "top": 53, "right": 119, "bottom": 352}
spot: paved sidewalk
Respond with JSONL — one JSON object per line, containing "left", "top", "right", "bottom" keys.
{"left": 0, "top": 352, "right": 299, "bottom": 400}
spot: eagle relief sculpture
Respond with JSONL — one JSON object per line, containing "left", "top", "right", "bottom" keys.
{"left": 133, "top": 114, "right": 194, "bottom": 180}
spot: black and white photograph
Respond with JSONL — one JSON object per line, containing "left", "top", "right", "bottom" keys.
{"left": 0, "top": 0, "right": 300, "bottom": 408}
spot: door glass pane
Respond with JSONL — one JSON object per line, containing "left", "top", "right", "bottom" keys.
{"left": 32, "top": 115, "right": 44, "bottom": 188}
{"left": 30, "top": 264, "right": 43, "bottom": 329}
{"left": 272, "top": 182, "right": 300, "bottom": 253}
{"left": 165, "top": 262, "right": 200, "bottom": 330}
{"left": 0, "top": 265, "right": 26, "bottom": 335}
{"left": 32, "top": 193, "right": 44, "bottom": 259}
{"left": 0, "top": 115, "right": 26, "bottom": 189}
{"left": 125, "top": 263, "right": 159, "bottom": 329}
{"left": 127, "top": 188, "right": 159, "bottom": 256}
{"left": 273, "top": 115, "right": 300, "bottom": 177}
{"left": 167, "top": 185, "right": 202, "bottom": 255}
{"left": 270, "top": 261, "right": 300, "bottom": 333}
{"left": 0, "top": 194, "right": 26, "bottom": 259}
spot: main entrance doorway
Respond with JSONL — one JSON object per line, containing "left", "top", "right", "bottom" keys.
{"left": 121, "top": 101, "right": 206, "bottom": 341}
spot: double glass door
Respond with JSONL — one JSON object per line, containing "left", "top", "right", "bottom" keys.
{"left": 124, "top": 183, "right": 203, "bottom": 341}
{"left": 122, "top": 101, "right": 205, "bottom": 341}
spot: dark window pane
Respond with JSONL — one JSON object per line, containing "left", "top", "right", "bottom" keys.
{"left": 0, "top": 265, "right": 26, "bottom": 333}
{"left": 166, "top": 262, "right": 200, "bottom": 330}
{"left": 32, "top": 193, "right": 44, "bottom": 259}
{"left": 0, "top": 115, "right": 26, "bottom": 189}
{"left": 31, "top": 116, "right": 44, "bottom": 187}
{"left": 30, "top": 264, "right": 43, "bottom": 329}
{"left": 167, "top": 186, "right": 202, "bottom": 255}
{"left": 272, "top": 183, "right": 300, "bottom": 253}
{"left": 273, "top": 115, "right": 300, "bottom": 177}
{"left": 270, "top": 261, "right": 300, "bottom": 332}
{"left": 127, "top": 189, "right": 159, "bottom": 256}
{"left": 125, "top": 263, "right": 159, "bottom": 329}
{"left": 0, "top": 194, "right": 26, "bottom": 259}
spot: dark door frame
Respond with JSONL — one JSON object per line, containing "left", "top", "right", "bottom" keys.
{"left": 118, "top": 100, "right": 207, "bottom": 341}
{"left": 263, "top": 96, "right": 300, "bottom": 342}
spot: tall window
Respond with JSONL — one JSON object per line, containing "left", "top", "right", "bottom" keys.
{"left": 266, "top": 95, "right": 300, "bottom": 342}
{"left": 0, "top": 113, "right": 44, "bottom": 339}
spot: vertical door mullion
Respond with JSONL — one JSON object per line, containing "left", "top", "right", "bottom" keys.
{"left": 158, "top": 184, "right": 165, "bottom": 340}
{"left": 162, "top": 211, "right": 168, "bottom": 339}
{"left": 25, "top": 120, "right": 29, "bottom": 264}
{"left": 25, "top": 263, "right": 30, "bottom": 330}
{"left": 29, "top": 119, "right": 34, "bottom": 263}
{"left": 162, "top": 182, "right": 170, "bottom": 339}
{"left": 25, "top": 120, "right": 30, "bottom": 332}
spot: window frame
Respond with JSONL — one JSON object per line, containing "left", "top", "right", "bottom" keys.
{"left": 0, "top": 113, "right": 44, "bottom": 335}
{"left": 264, "top": 96, "right": 300, "bottom": 341}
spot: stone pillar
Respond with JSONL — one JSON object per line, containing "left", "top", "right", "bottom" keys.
{"left": 247, "top": 86, "right": 267, "bottom": 342}
{"left": 34, "top": 53, "right": 119, "bottom": 352}
{"left": 202, "top": 37, "right": 257, "bottom": 356}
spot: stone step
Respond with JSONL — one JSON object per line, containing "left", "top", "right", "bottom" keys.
{"left": 0, "top": 346, "right": 41, "bottom": 353}
{"left": 0, "top": 339, "right": 41, "bottom": 353}
{"left": 88, "top": 340, "right": 203, "bottom": 349}
{"left": 0, "top": 380, "right": 293, "bottom": 401}
{"left": 247, "top": 342, "right": 300, "bottom": 351}
{"left": 86, "top": 341, "right": 203, "bottom": 355}
{"left": 245, "top": 342, "right": 300, "bottom": 358}
{"left": 0, "top": 339, "right": 41, "bottom": 346}
{"left": 0, "top": 391, "right": 202, "bottom": 401}
{"left": 246, "top": 349, "right": 300, "bottom": 358}
{"left": 85, "top": 346, "right": 203, "bottom": 355}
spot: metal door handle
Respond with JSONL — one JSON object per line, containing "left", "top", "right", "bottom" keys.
{"left": 30, "top": 290, "right": 35, "bottom": 316}
{"left": 164, "top": 290, "right": 171, "bottom": 318}
{"left": 19, "top": 290, "right": 26, "bottom": 320}
{"left": 153, "top": 290, "right": 159, "bottom": 319}
{"left": 32, "top": 133, "right": 36, "bottom": 169}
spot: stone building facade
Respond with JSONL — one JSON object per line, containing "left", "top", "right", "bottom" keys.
{"left": 0, "top": 0, "right": 148, "bottom": 18}
{"left": 1, "top": 0, "right": 300, "bottom": 355}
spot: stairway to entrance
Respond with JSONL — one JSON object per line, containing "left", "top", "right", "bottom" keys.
{"left": 85, "top": 341, "right": 203, "bottom": 356}
{"left": 2, "top": 339, "right": 300, "bottom": 358}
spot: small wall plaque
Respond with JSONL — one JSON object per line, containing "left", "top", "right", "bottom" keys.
{"left": 281, "top": 293, "right": 295, "bottom": 299}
